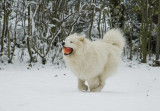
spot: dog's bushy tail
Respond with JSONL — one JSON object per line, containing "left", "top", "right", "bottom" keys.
{"left": 103, "top": 29, "right": 125, "bottom": 50}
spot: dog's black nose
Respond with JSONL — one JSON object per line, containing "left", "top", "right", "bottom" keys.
{"left": 62, "top": 42, "right": 65, "bottom": 46}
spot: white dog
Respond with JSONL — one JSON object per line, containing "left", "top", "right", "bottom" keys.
{"left": 62, "top": 29, "right": 125, "bottom": 92}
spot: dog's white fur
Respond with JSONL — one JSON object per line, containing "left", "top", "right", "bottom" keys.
{"left": 63, "top": 29, "right": 125, "bottom": 92}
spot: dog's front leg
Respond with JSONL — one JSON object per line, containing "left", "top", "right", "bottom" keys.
{"left": 78, "top": 79, "right": 88, "bottom": 91}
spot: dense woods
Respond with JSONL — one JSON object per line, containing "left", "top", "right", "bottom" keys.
{"left": 0, "top": 0, "right": 160, "bottom": 66}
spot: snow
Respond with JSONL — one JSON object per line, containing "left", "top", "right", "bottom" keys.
{"left": 0, "top": 61, "right": 160, "bottom": 111}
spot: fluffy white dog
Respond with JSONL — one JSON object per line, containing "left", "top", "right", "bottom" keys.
{"left": 62, "top": 29, "right": 125, "bottom": 92}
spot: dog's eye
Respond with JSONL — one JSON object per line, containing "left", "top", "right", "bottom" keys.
{"left": 70, "top": 41, "right": 73, "bottom": 43}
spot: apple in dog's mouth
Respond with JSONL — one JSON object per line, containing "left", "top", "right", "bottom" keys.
{"left": 63, "top": 47, "right": 73, "bottom": 55}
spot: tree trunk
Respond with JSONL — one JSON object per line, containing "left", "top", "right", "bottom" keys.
{"left": 89, "top": 9, "right": 94, "bottom": 40}
{"left": 156, "top": 0, "right": 160, "bottom": 60}
{"left": 97, "top": 11, "right": 101, "bottom": 39}
{"left": 7, "top": 27, "right": 11, "bottom": 63}
{"left": 10, "top": 11, "right": 18, "bottom": 63}
{"left": 0, "top": 1, "right": 6, "bottom": 56}
{"left": 141, "top": 1, "right": 148, "bottom": 63}
{"left": 27, "top": 4, "right": 33, "bottom": 63}
{"left": 129, "top": 28, "right": 133, "bottom": 60}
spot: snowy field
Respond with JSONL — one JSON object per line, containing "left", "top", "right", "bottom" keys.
{"left": 0, "top": 61, "right": 160, "bottom": 111}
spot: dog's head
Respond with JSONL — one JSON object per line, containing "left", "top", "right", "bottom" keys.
{"left": 62, "top": 33, "right": 85, "bottom": 56}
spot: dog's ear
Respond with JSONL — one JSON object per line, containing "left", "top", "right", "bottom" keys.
{"left": 79, "top": 36, "right": 85, "bottom": 41}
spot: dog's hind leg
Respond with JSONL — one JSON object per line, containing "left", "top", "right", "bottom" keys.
{"left": 78, "top": 79, "right": 88, "bottom": 91}
{"left": 90, "top": 75, "right": 106, "bottom": 92}
{"left": 87, "top": 77, "right": 99, "bottom": 92}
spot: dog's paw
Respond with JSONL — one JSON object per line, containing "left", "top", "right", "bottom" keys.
{"left": 78, "top": 85, "right": 88, "bottom": 91}
{"left": 90, "top": 88, "right": 101, "bottom": 92}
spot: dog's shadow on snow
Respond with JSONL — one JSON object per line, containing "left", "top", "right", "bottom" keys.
{"left": 70, "top": 90, "right": 127, "bottom": 95}
{"left": 101, "top": 90, "right": 127, "bottom": 94}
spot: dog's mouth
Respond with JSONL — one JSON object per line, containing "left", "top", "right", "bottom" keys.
{"left": 63, "top": 47, "right": 73, "bottom": 55}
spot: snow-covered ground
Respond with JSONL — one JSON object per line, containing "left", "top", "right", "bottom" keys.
{"left": 0, "top": 61, "right": 160, "bottom": 111}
